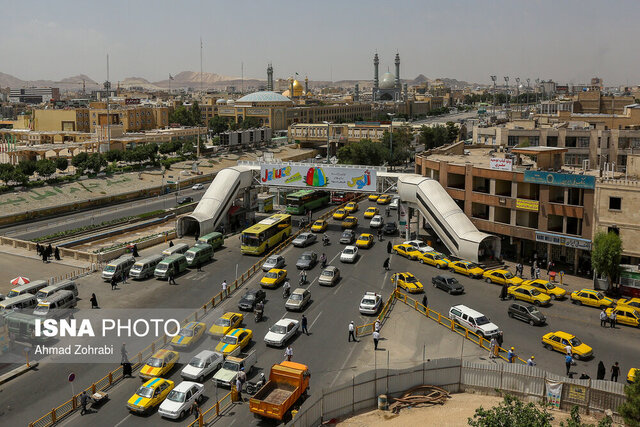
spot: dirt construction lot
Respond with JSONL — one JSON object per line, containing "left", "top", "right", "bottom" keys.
{"left": 337, "top": 392, "right": 607, "bottom": 427}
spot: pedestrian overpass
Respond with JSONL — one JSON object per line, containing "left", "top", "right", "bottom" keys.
{"left": 176, "top": 162, "right": 500, "bottom": 263}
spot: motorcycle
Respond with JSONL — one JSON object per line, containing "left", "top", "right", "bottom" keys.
{"left": 283, "top": 286, "right": 291, "bottom": 299}
{"left": 321, "top": 258, "right": 327, "bottom": 268}
{"left": 246, "top": 374, "right": 266, "bottom": 395}
{"left": 323, "top": 236, "right": 330, "bottom": 246}
{"left": 254, "top": 309, "right": 263, "bottom": 322}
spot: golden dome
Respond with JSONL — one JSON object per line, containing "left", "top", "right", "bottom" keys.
{"left": 282, "top": 89, "right": 291, "bottom": 97}
{"left": 292, "top": 79, "right": 302, "bottom": 90}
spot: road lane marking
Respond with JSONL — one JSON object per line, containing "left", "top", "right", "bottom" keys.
{"left": 329, "top": 339, "right": 360, "bottom": 387}
{"left": 309, "top": 311, "right": 323, "bottom": 329}
{"left": 113, "top": 414, "right": 131, "bottom": 427}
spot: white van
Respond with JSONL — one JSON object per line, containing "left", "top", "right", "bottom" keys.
{"left": 448, "top": 304, "right": 499, "bottom": 338}
{"left": 0, "top": 294, "right": 38, "bottom": 314}
{"left": 162, "top": 243, "right": 190, "bottom": 257}
{"left": 36, "top": 280, "right": 78, "bottom": 303}
{"left": 130, "top": 254, "right": 165, "bottom": 280}
{"left": 102, "top": 255, "right": 136, "bottom": 281}
{"left": 7, "top": 280, "right": 49, "bottom": 299}
{"left": 33, "top": 290, "right": 77, "bottom": 317}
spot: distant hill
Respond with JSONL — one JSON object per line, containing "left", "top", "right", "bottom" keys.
{"left": 153, "top": 71, "right": 241, "bottom": 89}
{"left": 0, "top": 72, "right": 101, "bottom": 91}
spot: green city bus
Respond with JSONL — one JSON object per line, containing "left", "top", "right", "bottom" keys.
{"left": 286, "top": 190, "right": 330, "bottom": 214}
{"left": 241, "top": 213, "right": 292, "bottom": 255}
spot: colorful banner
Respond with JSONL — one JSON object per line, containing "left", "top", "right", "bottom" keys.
{"left": 516, "top": 199, "right": 539, "bottom": 211}
{"left": 260, "top": 163, "right": 376, "bottom": 191}
{"left": 490, "top": 158, "right": 513, "bottom": 171}
{"left": 545, "top": 381, "right": 563, "bottom": 409}
{"left": 523, "top": 171, "right": 595, "bottom": 189}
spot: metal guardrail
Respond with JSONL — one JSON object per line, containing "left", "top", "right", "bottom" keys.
{"left": 238, "top": 160, "right": 388, "bottom": 172}
{"left": 28, "top": 198, "right": 360, "bottom": 427}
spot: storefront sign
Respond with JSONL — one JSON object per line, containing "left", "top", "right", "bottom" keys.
{"left": 567, "top": 385, "right": 587, "bottom": 402}
{"left": 260, "top": 163, "right": 377, "bottom": 191}
{"left": 516, "top": 199, "right": 539, "bottom": 211}
{"left": 535, "top": 231, "right": 592, "bottom": 251}
{"left": 524, "top": 171, "right": 595, "bottom": 189}
{"left": 490, "top": 158, "right": 513, "bottom": 171}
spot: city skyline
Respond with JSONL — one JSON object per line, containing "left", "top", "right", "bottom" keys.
{"left": 2, "top": 0, "right": 640, "bottom": 87}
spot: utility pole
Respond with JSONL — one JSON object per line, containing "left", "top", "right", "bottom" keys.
{"left": 106, "top": 54, "right": 111, "bottom": 150}
{"left": 387, "top": 113, "right": 395, "bottom": 169}
{"left": 515, "top": 77, "right": 520, "bottom": 113}
{"left": 490, "top": 76, "right": 497, "bottom": 116}
{"left": 526, "top": 78, "right": 530, "bottom": 110}
{"left": 504, "top": 76, "right": 510, "bottom": 112}
{"left": 198, "top": 37, "right": 203, "bottom": 159}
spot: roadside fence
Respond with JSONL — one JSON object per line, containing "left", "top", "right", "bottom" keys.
{"left": 288, "top": 357, "right": 627, "bottom": 427}
{"left": 29, "top": 196, "right": 361, "bottom": 427}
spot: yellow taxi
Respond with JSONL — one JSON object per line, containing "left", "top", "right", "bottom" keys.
{"left": 377, "top": 194, "right": 392, "bottom": 205}
{"left": 417, "top": 251, "right": 451, "bottom": 269}
{"left": 341, "top": 216, "right": 358, "bottom": 229}
{"left": 483, "top": 269, "right": 523, "bottom": 286}
{"left": 521, "top": 279, "right": 567, "bottom": 300}
{"left": 215, "top": 328, "right": 253, "bottom": 356}
{"left": 345, "top": 201, "right": 359, "bottom": 213}
{"left": 139, "top": 349, "right": 180, "bottom": 380}
{"left": 605, "top": 307, "right": 640, "bottom": 328}
{"left": 208, "top": 312, "right": 243, "bottom": 337}
{"left": 628, "top": 368, "right": 639, "bottom": 383}
{"left": 391, "top": 272, "right": 424, "bottom": 293}
{"left": 616, "top": 297, "right": 640, "bottom": 310}
{"left": 333, "top": 209, "right": 347, "bottom": 220}
{"left": 368, "top": 194, "right": 380, "bottom": 201}
{"left": 260, "top": 268, "right": 287, "bottom": 289}
{"left": 311, "top": 219, "right": 328, "bottom": 233}
{"left": 392, "top": 244, "right": 422, "bottom": 260}
{"left": 127, "top": 377, "right": 175, "bottom": 415}
{"left": 507, "top": 284, "right": 552, "bottom": 306}
{"left": 448, "top": 260, "right": 485, "bottom": 279}
{"left": 541, "top": 331, "right": 593, "bottom": 360}
{"left": 570, "top": 289, "right": 615, "bottom": 308}
{"left": 355, "top": 233, "right": 374, "bottom": 249}
{"left": 364, "top": 206, "right": 379, "bottom": 218}
{"left": 170, "top": 321, "right": 206, "bottom": 349}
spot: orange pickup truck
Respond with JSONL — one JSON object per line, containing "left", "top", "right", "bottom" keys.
{"left": 249, "top": 361, "right": 310, "bottom": 421}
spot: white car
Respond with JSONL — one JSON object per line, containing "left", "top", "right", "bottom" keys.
{"left": 292, "top": 232, "right": 316, "bottom": 247}
{"left": 369, "top": 215, "right": 383, "bottom": 229}
{"left": 389, "top": 197, "right": 400, "bottom": 210}
{"left": 158, "top": 381, "right": 204, "bottom": 420}
{"left": 181, "top": 350, "right": 224, "bottom": 382}
{"left": 262, "top": 255, "right": 285, "bottom": 272}
{"left": 403, "top": 240, "right": 434, "bottom": 254}
{"left": 359, "top": 292, "right": 382, "bottom": 315}
{"left": 264, "top": 318, "right": 299, "bottom": 347}
{"left": 340, "top": 245, "right": 359, "bottom": 263}
{"left": 192, "top": 183, "right": 204, "bottom": 190}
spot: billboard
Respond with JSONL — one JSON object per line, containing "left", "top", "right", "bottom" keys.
{"left": 490, "top": 158, "right": 513, "bottom": 171}
{"left": 524, "top": 171, "right": 595, "bottom": 189}
{"left": 516, "top": 199, "right": 539, "bottom": 211}
{"left": 260, "top": 163, "right": 376, "bottom": 191}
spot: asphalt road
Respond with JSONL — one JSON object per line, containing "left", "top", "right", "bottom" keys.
{"left": 1, "top": 185, "right": 208, "bottom": 241}
{"left": 4, "top": 199, "right": 638, "bottom": 426}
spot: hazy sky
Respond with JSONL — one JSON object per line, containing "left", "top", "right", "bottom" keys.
{"left": 2, "top": 0, "right": 640, "bottom": 86}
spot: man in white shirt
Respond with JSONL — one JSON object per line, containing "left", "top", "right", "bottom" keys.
{"left": 373, "top": 331, "right": 380, "bottom": 350}
{"left": 348, "top": 321, "right": 357, "bottom": 342}
{"left": 284, "top": 345, "right": 293, "bottom": 361}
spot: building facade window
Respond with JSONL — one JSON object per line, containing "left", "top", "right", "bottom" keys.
{"left": 507, "top": 135, "right": 519, "bottom": 146}
{"left": 577, "top": 137, "right": 590, "bottom": 147}
{"left": 609, "top": 196, "right": 621, "bottom": 210}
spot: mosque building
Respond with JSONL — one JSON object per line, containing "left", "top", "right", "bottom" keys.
{"left": 372, "top": 52, "right": 404, "bottom": 102}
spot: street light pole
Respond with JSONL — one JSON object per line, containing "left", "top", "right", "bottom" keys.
{"left": 526, "top": 78, "right": 530, "bottom": 110}
{"left": 490, "top": 76, "right": 497, "bottom": 116}
{"left": 504, "top": 76, "right": 510, "bottom": 112}
{"left": 387, "top": 113, "right": 395, "bottom": 168}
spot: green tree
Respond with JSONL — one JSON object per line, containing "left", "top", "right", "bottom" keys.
{"left": 591, "top": 231, "right": 623, "bottom": 289}
{"left": 619, "top": 370, "right": 640, "bottom": 426}
{"left": 86, "top": 153, "right": 106, "bottom": 174}
{"left": 55, "top": 157, "right": 68, "bottom": 172}
{"left": 169, "top": 105, "right": 195, "bottom": 126}
{"left": 72, "top": 152, "right": 89, "bottom": 169}
{"left": 17, "top": 160, "right": 37, "bottom": 176}
{"left": 104, "top": 150, "right": 123, "bottom": 162}
{"left": 446, "top": 121, "right": 459, "bottom": 143}
{"left": 0, "top": 163, "right": 14, "bottom": 183}
{"left": 209, "top": 116, "right": 231, "bottom": 135}
{"left": 337, "top": 139, "right": 389, "bottom": 166}
{"left": 11, "top": 169, "right": 28, "bottom": 185}
{"left": 191, "top": 101, "right": 203, "bottom": 125}
{"left": 468, "top": 394, "right": 553, "bottom": 427}
{"left": 36, "top": 159, "right": 56, "bottom": 179}
{"left": 239, "top": 116, "right": 262, "bottom": 129}
{"left": 560, "top": 405, "right": 612, "bottom": 427}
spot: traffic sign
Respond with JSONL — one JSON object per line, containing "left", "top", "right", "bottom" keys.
{"left": 68, "top": 373, "right": 75, "bottom": 382}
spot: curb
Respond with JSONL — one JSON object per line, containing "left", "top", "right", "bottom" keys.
{"left": 0, "top": 362, "right": 39, "bottom": 386}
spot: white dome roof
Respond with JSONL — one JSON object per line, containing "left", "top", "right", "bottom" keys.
{"left": 380, "top": 72, "right": 395, "bottom": 89}
{"left": 236, "top": 91, "right": 292, "bottom": 103}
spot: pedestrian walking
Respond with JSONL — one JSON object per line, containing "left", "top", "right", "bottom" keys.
{"left": 499, "top": 283, "right": 508, "bottom": 301}
{"left": 237, "top": 367, "right": 247, "bottom": 385}
{"left": 90, "top": 293, "right": 99, "bottom": 309}
{"left": 111, "top": 276, "right": 118, "bottom": 290}
{"left": 42, "top": 251, "right": 47, "bottom": 263}
{"left": 535, "top": 266, "right": 541, "bottom": 279}
{"left": 597, "top": 361, "right": 606, "bottom": 380}
{"left": 236, "top": 378, "right": 243, "bottom": 401}
{"left": 132, "top": 244, "right": 139, "bottom": 257}
{"left": 36, "top": 243, "right": 42, "bottom": 255}
{"left": 507, "top": 347, "right": 516, "bottom": 363}
{"left": 527, "top": 356, "right": 536, "bottom": 366}
{"left": 386, "top": 241, "right": 392, "bottom": 254}
{"left": 191, "top": 400, "right": 200, "bottom": 421}
{"left": 530, "top": 263, "right": 535, "bottom": 279}
{"left": 47, "top": 244, "right": 53, "bottom": 259}
{"left": 373, "top": 330, "right": 380, "bottom": 350}
{"left": 80, "top": 391, "right": 89, "bottom": 415}
{"left": 496, "top": 331, "right": 504, "bottom": 348}
{"left": 301, "top": 314, "right": 309, "bottom": 335}
{"left": 610, "top": 311, "right": 617, "bottom": 328}
{"left": 611, "top": 362, "right": 620, "bottom": 382}
{"left": 565, "top": 354, "right": 573, "bottom": 376}
{"left": 195, "top": 232, "right": 199, "bottom": 242}
{"left": 168, "top": 271, "right": 176, "bottom": 285}
{"left": 348, "top": 321, "right": 357, "bottom": 342}
{"left": 565, "top": 344, "right": 572, "bottom": 356}
{"left": 547, "top": 260, "right": 553, "bottom": 275}
{"left": 121, "top": 342, "right": 129, "bottom": 364}
{"left": 517, "top": 263, "right": 523, "bottom": 278}
{"left": 222, "top": 280, "right": 228, "bottom": 296}
{"left": 422, "top": 294, "right": 428, "bottom": 308}
{"left": 374, "top": 320, "right": 381, "bottom": 333}
{"left": 169, "top": 240, "right": 174, "bottom": 247}
{"left": 489, "top": 337, "right": 497, "bottom": 359}
{"left": 54, "top": 247, "right": 61, "bottom": 261}
{"left": 284, "top": 345, "right": 293, "bottom": 361}
{"left": 383, "top": 257, "right": 390, "bottom": 271}
{"left": 600, "top": 309, "right": 608, "bottom": 327}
